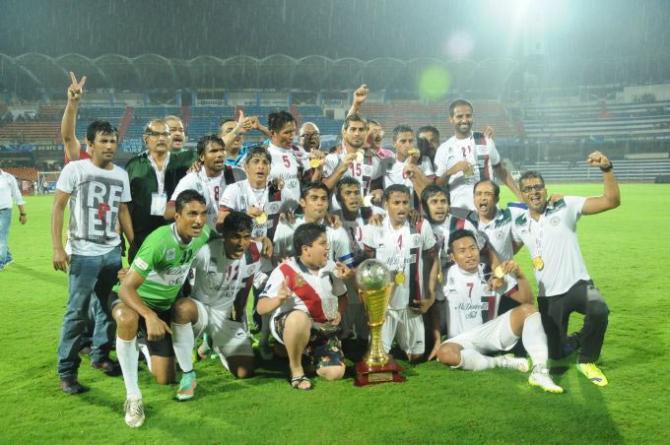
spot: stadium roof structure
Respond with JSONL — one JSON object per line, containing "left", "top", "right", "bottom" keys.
{"left": 1, "top": 52, "right": 669, "bottom": 99}
{"left": 0, "top": 52, "right": 524, "bottom": 95}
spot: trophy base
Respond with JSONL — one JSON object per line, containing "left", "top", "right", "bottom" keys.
{"left": 354, "top": 356, "right": 406, "bottom": 386}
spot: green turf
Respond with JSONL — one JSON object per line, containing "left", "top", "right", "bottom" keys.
{"left": 1, "top": 184, "right": 669, "bottom": 444}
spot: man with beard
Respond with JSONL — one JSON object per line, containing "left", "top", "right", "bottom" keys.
{"left": 323, "top": 114, "right": 384, "bottom": 210}
{"left": 166, "top": 135, "right": 245, "bottom": 229}
{"left": 512, "top": 152, "right": 620, "bottom": 386}
{"left": 300, "top": 122, "right": 321, "bottom": 152}
{"left": 347, "top": 84, "right": 393, "bottom": 159}
{"left": 383, "top": 125, "right": 434, "bottom": 210}
{"left": 434, "top": 100, "right": 521, "bottom": 210}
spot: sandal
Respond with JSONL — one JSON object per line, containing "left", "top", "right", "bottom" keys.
{"left": 290, "top": 375, "right": 313, "bottom": 391}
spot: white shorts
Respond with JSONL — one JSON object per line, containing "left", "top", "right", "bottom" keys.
{"left": 382, "top": 308, "right": 425, "bottom": 356}
{"left": 444, "top": 311, "right": 518, "bottom": 354}
{"left": 193, "top": 299, "right": 253, "bottom": 358}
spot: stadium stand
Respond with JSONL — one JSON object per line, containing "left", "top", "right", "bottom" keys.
{"left": 522, "top": 101, "right": 670, "bottom": 141}
{"left": 518, "top": 159, "right": 670, "bottom": 182}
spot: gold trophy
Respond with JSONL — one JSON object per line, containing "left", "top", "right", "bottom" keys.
{"left": 354, "top": 259, "right": 406, "bottom": 386}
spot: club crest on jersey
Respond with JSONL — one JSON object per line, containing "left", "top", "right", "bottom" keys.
{"left": 165, "top": 248, "right": 176, "bottom": 261}
{"left": 294, "top": 273, "right": 306, "bottom": 288}
{"left": 266, "top": 202, "right": 281, "bottom": 215}
{"left": 410, "top": 234, "right": 422, "bottom": 248}
{"left": 550, "top": 216, "right": 560, "bottom": 226}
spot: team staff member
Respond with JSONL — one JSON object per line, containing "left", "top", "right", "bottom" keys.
{"left": 125, "top": 119, "right": 197, "bottom": 260}
{"left": 512, "top": 151, "right": 620, "bottom": 386}
{"left": 0, "top": 166, "right": 26, "bottom": 270}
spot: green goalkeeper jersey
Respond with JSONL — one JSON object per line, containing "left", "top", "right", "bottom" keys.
{"left": 129, "top": 223, "right": 211, "bottom": 311}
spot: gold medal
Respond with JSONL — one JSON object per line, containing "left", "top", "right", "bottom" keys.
{"left": 532, "top": 256, "right": 544, "bottom": 271}
{"left": 356, "top": 150, "right": 364, "bottom": 163}
{"left": 437, "top": 271, "right": 444, "bottom": 283}
{"left": 407, "top": 148, "right": 420, "bottom": 158}
{"left": 493, "top": 265, "right": 505, "bottom": 279}
{"left": 395, "top": 271, "right": 406, "bottom": 285}
{"left": 255, "top": 212, "right": 268, "bottom": 225}
{"left": 309, "top": 158, "right": 322, "bottom": 169}
{"left": 463, "top": 163, "right": 474, "bottom": 177}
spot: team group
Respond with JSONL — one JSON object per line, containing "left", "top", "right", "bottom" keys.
{"left": 52, "top": 75, "right": 620, "bottom": 427}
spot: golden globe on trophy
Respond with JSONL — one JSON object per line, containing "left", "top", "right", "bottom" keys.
{"left": 354, "top": 259, "right": 406, "bottom": 386}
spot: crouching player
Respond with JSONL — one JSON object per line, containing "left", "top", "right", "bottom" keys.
{"left": 258, "top": 223, "right": 350, "bottom": 390}
{"left": 175, "top": 211, "right": 265, "bottom": 380}
{"left": 114, "top": 191, "right": 211, "bottom": 428}
{"left": 437, "top": 230, "right": 563, "bottom": 394}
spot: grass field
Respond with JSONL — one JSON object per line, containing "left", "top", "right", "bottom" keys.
{"left": 1, "top": 183, "right": 669, "bottom": 444}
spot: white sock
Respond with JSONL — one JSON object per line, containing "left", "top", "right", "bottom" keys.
{"left": 116, "top": 337, "right": 141, "bottom": 399}
{"left": 171, "top": 322, "right": 195, "bottom": 374}
{"left": 521, "top": 312, "right": 549, "bottom": 368}
{"left": 458, "top": 349, "right": 497, "bottom": 371}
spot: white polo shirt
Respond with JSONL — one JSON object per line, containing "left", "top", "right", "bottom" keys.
{"left": 476, "top": 205, "right": 526, "bottom": 262}
{"left": 511, "top": 197, "right": 590, "bottom": 297}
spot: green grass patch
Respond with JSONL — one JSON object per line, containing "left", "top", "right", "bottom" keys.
{"left": 1, "top": 183, "right": 669, "bottom": 444}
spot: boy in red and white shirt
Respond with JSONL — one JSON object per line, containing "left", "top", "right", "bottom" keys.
{"left": 258, "top": 223, "right": 352, "bottom": 390}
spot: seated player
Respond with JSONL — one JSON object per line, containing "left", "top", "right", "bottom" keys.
{"left": 171, "top": 211, "right": 264, "bottom": 380}
{"left": 258, "top": 223, "right": 351, "bottom": 390}
{"left": 437, "top": 230, "right": 563, "bottom": 394}
{"left": 362, "top": 184, "right": 438, "bottom": 362}
{"left": 113, "top": 190, "right": 211, "bottom": 428}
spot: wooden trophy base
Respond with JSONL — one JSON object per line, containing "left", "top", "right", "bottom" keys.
{"left": 354, "top": 356, "right": 406, "bottom": 386}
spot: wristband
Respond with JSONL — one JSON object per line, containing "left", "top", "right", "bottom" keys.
{"left": 600, "top": 162, "right": 613, "bottom": 172}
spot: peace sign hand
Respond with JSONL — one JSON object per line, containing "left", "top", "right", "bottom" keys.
{"left": 67, "top": 72, "right": 87, "bottom": 102}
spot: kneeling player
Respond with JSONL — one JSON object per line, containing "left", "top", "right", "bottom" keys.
{"left": 258, "top": 223, "right": 350, "bottom": 390}
{"left": 175, "top": 211, "right": 264, "bottom": 379}
{"left": 437, "top": 230, "right": 563, "bottom": 394}
{"left": 114, "top": 191, "right": 211, "bottom": 428}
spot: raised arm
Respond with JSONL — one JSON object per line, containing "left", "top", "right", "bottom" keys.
{"left": 493, "top": 162, "right": 523, "bottom": 201}
{"left": 347, "top": 84, "right": 368, "bottom": 118}
{"left": 62, "top": 72, "right": 86, "bottom": 162}
{"left": 581, "top": 151, "right": 621, "bottom": 215}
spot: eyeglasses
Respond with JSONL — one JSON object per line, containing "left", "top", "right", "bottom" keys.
{"left": 521, "top": 184, "right": 545, "bottom": 193}
{"left": 145, "top": 130, "right": 170, "bottom": 138}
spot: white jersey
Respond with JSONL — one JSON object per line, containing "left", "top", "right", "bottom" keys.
{"left": 171, "top": 167, "right": 245, "bottom": 228}
{"left": 434, "top": 133, "right": 501, "bottom": 210}
{"left": 267, "top": 142, "right": 304, "bottom": 211}
{"left": 476, "top": 205, "right": 526, "bottom": 262}
{"left": 512, "top": 197, "right": 590, "bottom": 297}
{"left": 261, "top": 258, "right": 346, "bottom": 323}
{"left": 324, "top": 148, "right": 385, "bottom": 211}
{"left": 191, "top": 239, "right": 263, "bottom": 317}
{"left": 219, "top": 179, "right": 282, "bottom": 239}
{"left": 443, "top": 264, "right": 516, "bottom": 339}
{"left": 430, "top": 215, "right": 481, "bottom": 302}
{"left": 55, "top": 159, "right": 131, "bottom": 256}
{"left": 362, "top": 217, "right": 436, "bottom": 309}
{"left": 273, "top": 216, "right": 354, "bottom": 267}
